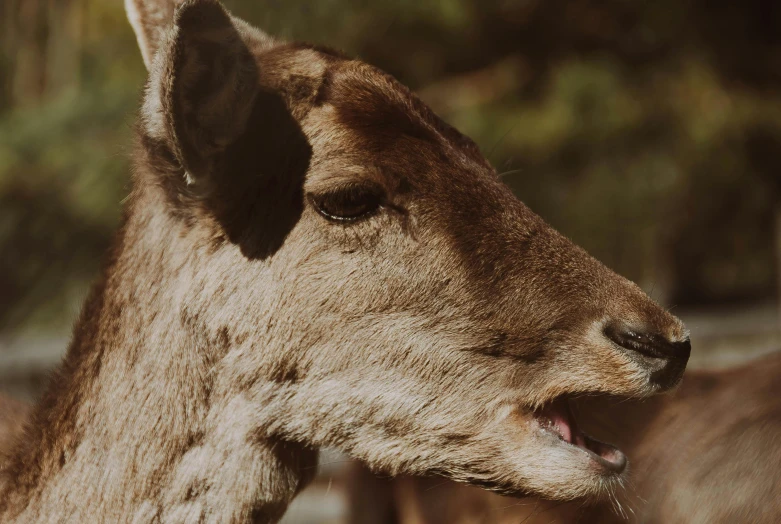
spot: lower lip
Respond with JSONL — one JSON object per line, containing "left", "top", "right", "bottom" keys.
{"left": 538, "top": 425, "right": 627, "bottom": 474}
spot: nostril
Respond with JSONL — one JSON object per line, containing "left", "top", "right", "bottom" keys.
{"left": 604, "top": 323, "right": 691, "bottom": 362}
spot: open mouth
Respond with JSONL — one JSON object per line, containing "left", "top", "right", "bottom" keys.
{"left": 534, "top": 397, "right": 627, "bottom": 474}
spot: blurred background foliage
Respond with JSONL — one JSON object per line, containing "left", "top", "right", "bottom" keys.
{"left": 1, "top": 0, "right": 779, "bottom": 335}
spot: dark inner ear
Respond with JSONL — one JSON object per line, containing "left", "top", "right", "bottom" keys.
{"left": 164, "top": 0, "right": 259, "bottom": 182}
{"left": 206, "top": 88, "right": 312, "bottom": 260}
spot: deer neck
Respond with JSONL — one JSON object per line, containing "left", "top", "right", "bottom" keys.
{"left": 0, "top": 183, "right": 317, "bottom": 523}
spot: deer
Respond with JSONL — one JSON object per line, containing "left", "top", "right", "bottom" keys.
{"left": 0, "top": 0, "right": 691, "bottom": 521}
{"left": 347, "top": 350, "right": 781, "bottom": 523}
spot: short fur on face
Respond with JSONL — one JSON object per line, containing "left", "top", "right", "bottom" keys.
{"left": 0, "top": 0, "right": 690, "bottom": 521}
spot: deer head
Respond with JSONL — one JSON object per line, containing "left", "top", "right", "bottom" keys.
{"left": 125, "top": 0, "right": 690, "bottom": 504}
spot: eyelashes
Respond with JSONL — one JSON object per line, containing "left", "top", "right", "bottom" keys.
{"left": 310, "top": 183, "right": 384, "bottom": 222}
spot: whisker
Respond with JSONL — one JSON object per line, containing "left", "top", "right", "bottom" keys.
{"left": 423, "top": 480, "right": 452, "bottom": 493}
{"left": 487, "top": 122, "right": 520, "bottom": 161}
{"left": 498, "top": 168, "right": 524, "bottom": 179}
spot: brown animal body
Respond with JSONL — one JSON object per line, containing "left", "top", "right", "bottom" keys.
{"left": 0, "top": 0, "right": 690, "bottom": 522}
{"left": 348, "top": 350, "right": 781, "bottom": 524}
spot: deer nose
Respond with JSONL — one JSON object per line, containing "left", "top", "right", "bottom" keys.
{"left": 604, "top": 323, "right": 691, "bottom": 363}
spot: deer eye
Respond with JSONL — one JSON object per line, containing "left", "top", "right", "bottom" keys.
{"left": 311, "top": 184, "right": 384, "bottom": 222}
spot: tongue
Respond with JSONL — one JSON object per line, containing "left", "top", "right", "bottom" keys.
{"left": 535, "top": 398, "right": 627, "bottom": 472}
{"left": 537, "top": 397, "right": 577, "bottom": 443}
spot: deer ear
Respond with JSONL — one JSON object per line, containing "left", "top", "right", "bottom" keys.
{"left": 141, "top": 0, "right": 259, "bottom": 186}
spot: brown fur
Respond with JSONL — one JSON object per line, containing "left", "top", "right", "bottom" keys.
{"left": 0, "top": 396, "right": 29, "bottom": 470}
{"left": 348, "top": 351, "right": 781, "bottom": 523}
{"left": 0, "top": 1, "right": 690, "bottom": 522}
